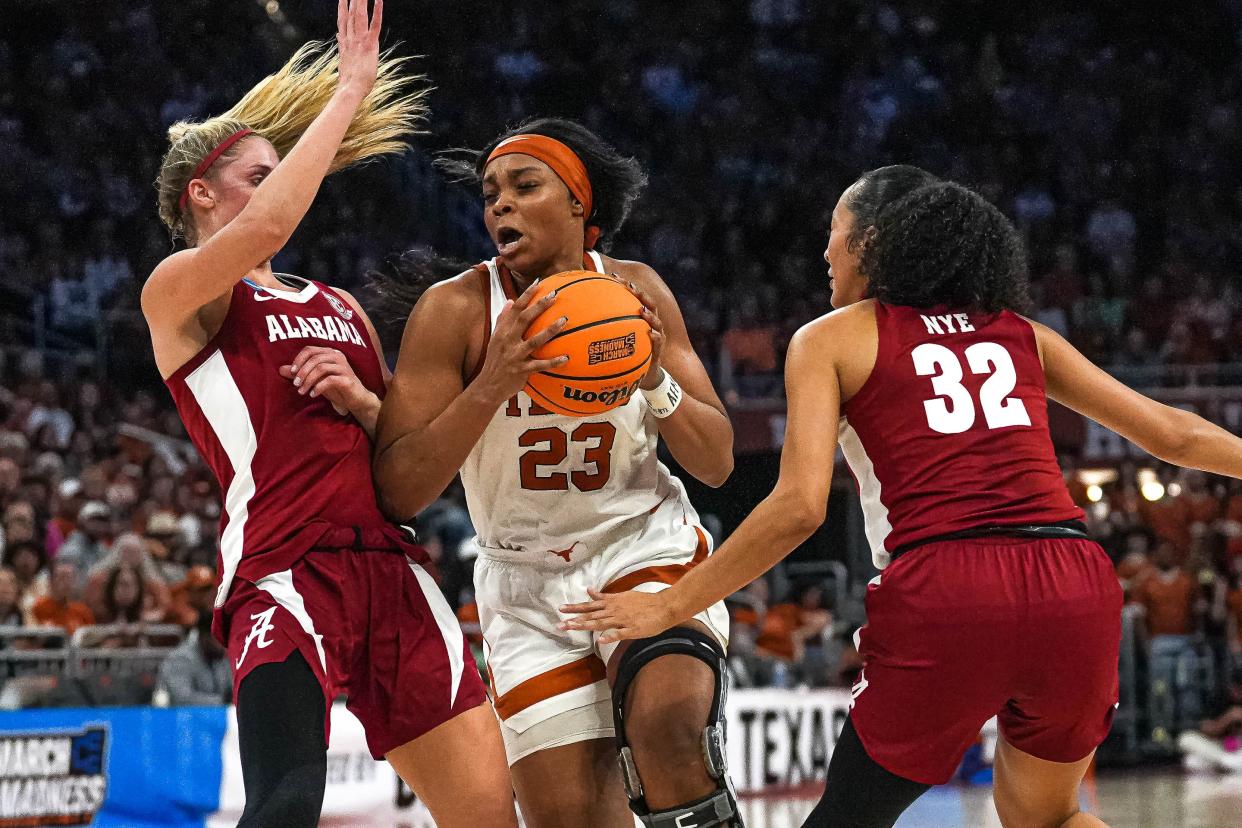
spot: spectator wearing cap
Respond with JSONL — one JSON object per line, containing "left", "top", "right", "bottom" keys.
{"left": 30, "top": 561, "right": 94, "bottom": 634}
{"left": 84, "top": 532, "right": 168, "bottom": 622}
{"left": 144, "top": 510, "right": 187, "bottom": 584}
{"left": 55, "top": 501, "right": 112, "bottom": 590}
{"left": 164, "top": 565, "right": 216, "bottom": 628}
{"left": 156, "top": 612, "right": 231, "bottom": 706}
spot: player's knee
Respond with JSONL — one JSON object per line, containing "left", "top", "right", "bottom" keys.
{"left": 993, "top": 784, "right": 1078, "bottom": 828}
{"left": 238, "top": 759, "right": 326, "bottom": 828}
{"left": 627, "top": 688, "right": 711, "bottom": 769}
{"left": 624, "top": 656, "right": 715, "bottom": 770}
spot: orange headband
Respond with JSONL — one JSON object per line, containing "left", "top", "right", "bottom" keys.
{"left": 486, "top": 134, "right": 600, "bottom": 249}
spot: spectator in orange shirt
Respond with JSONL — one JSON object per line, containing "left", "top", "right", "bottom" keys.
{"left": 1131, "top": 542, "right": 1196, "bottom": 637}
{"left": 1116, "top": 529, "right": 1155, "bottom": 599}
{"left": 1130, "top": 541, "right": 1203, "bottom": 731}
{"left": 164, "top": 565, "right": 216, "bottom": 629}
{"left": 1220, "top": 479, "right": 1242, "bottom": 562}
{"left": 30, "top": 561, "right": 94, "bottom": 634}
{"left": 719, "top": 296, "right": 780, "bottom": 400}
{"left": 1182, "top": 471, "right": 1222, "bottom": 532}
{"left": 1139, "top": 474, "right": 1194, "bottom": 560}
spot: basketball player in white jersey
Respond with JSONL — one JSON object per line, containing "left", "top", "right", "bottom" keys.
{"left": 372, "top": 118, "right": 744, "bottom": 827}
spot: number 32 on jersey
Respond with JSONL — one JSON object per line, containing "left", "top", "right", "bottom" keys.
{"left": 912, "top": 342, "right": 1032, "bottom": 434}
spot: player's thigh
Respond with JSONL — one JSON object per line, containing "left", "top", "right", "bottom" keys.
{"left": 992, "top": 737, "right": 1106, "bottom": 828}
{"left": 385, "top": 702, "right": 518, "bottom": 828}
{"left": 510, "top": 737, "right": 634, "bottom": 828}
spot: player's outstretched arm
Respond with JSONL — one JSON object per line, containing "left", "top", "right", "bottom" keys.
{"left": 142, "top": 0, "right": 383, "bottom": 327}
{"left": 561, "top": 318, "right": 840, "bottom": 642}
{"left": 373, "top": 277, "right": 564, "bottom": 520}
{"left": 617, "top": 261, "right": 734, "bottom": 487}
{"left": 1036, "top": 321, "right": 1242, "bottom": 479}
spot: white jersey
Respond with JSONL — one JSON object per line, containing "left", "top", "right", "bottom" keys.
{"left": 459, "top": 252, "right": 704, "bottom": 568}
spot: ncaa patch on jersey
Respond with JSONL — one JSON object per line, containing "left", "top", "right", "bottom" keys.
{"left": 324, "top": 293, "right": 354, "bottom": 320}
{"left": 588, "top": 333, "right": 636, "bottom": 365}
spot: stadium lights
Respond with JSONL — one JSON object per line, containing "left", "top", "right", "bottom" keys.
{"left": 1076, "top": 468, "right": 1118, "bottom": 486}
{"left": 1137, "top": 468, "right": 1165, "bottom": 502}
{"left": 1167, "top": 482, "right": 1183, "bottom": 497}
{"left": 1086, "top": 484, "right": 1103, "bottom": 503}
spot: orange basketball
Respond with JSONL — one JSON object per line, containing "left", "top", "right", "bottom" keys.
{"left": 523, "top": 270, "right": 652, "bottom": 417}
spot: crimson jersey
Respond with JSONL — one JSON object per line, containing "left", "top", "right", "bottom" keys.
{"left": 839, "top": 302, "right": 1082, "bottom": 568}
{"left": 164, "top": 275, "right": 388, "bottom": 607}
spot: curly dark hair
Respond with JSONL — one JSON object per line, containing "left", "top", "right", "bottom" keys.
{"left": 369, "top": 118, "right": 647, "bottom": 335}
{"left": 859, "top": 181, "right": 1032, "bottom": 313}
{"left": 843, "top": 164, "right": 939, "bottom": 253}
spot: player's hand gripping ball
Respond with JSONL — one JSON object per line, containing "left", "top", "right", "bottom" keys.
{"left": 522, "top": 271, "right": 652, "bottom": 416}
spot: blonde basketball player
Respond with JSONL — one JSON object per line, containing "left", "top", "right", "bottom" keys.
{"left": 373, "top": 118, "right": 744, "bottom": 827}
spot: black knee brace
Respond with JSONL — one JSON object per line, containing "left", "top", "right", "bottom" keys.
{"left": 236, "top": 652, "right": 328, "bottom": 828}
{"left": 612, "top": 626, "right": 744, "bottom": 828}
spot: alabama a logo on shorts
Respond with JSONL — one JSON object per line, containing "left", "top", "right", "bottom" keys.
{"left": 236, "top": 607, "right": 278, "bottom": 669}
{"left": 324, "top": 293, "right": 354, "bottom": 320}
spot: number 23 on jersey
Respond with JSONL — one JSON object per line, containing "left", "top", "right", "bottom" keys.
{"left": 506, "top": 395, "right": 616, "bottom": 492}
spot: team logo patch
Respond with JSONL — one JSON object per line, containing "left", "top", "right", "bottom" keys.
{"left": 0, "top": 725, "right": 109, "bottom": 825}
{"left": 588, "top": 333, "right": 636, "bottom": 365}
{"left": 324, "top": 293, "right": 354, "bottom": 320}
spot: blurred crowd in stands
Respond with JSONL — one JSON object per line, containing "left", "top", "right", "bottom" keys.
{"left": 1, "top": 0, "right": 1242, "bottom": 756}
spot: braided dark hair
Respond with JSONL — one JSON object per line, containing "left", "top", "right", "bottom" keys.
{"left": 859, "top": 181, "right": 1032, "bottom": 313}
{"left": 369, "top": 118, "right": 647, "bottom": 337}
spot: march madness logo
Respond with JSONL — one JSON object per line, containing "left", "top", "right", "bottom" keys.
{"left": 0, "top": 726, "right": 108, "bottom": 826}
{"left": 324, "top": 293, "right": 355, "bottom": 320}
{"left": 587, "top": 333, "right": 636, "bottom": 365}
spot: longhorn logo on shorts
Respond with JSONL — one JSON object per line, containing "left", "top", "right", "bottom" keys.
{"left": 548, "top": 541, "right": 582, "bottom": 563}
{"left": 235, "top": 606, "right": 278, "bottom": 669}
{"left": 324, "top": 292, "right": 354, "bottom": 320}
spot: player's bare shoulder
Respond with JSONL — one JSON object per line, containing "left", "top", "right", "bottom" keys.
{"left": 790, "top": 299, "right": 879, "bottom": 395}
{"left": 598, "top": 256, "right": 666, "bottom": 292}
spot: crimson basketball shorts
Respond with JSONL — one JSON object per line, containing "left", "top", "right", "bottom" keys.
{"left": 850, "top": 536, "right": 1122, "bottom": 786}
{"left": 216, "top": 526, "right": 486, "bottom": 759}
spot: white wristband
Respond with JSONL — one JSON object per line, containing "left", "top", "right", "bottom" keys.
{"left": 642, "top": 369, "right": 683, "bottom": 419}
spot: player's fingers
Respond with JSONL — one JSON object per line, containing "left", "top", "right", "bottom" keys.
{"left": 524, "top": 317, "right": 568, "bottom": 350}
{"left": 641, "top": 305, "right": 664, "bottom": 333}
{"left": 530, "top": 355, "right": 570, "bottom": 373}
{"left": 293, "top": 360, "right": 347, "bottom": 392}
{"left": 290, "top": 346, "right": 336, "bottom": 374}
{"left": 517, "top": 290, "right": 559, "bottom": 326}
{"left": 560, "top": 599, "right": 607, "bottom": 614}
{"left": 371, "top": 0, "right": 383, "bottom": 34}
{"left": 337, "top": 0, "right": 347, "bottom": 37}
{"left": 586, "top": 587, "right": 608, "bottom": 600}
{"left": 307, "top": 374, "right": 349, "bottom": 399}
{"left": 278, "top": 365, "right": 296, "bottom": 379}
{"left": 297, "top": 360, "right": 347, "bottom": 394}
{"left": 292, "top": 354, "right": 334, "bottom": 385}
{"left": 598, "top": 629, "right": 624, "bottom": 645}
{"left": 512, "top": 278, "right": 543, "bottom": 310}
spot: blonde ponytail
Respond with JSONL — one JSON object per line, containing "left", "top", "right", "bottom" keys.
{"left": 156, "top": 41, "right": 429, "bottom": 243}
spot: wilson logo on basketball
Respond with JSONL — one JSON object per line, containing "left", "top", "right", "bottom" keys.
{"left": 562, "top": 379, "right": 642, "bottom": 407}
{"left": 587, "top": 333, "right": 636, "bottom": 365}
